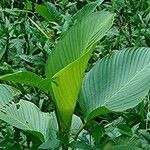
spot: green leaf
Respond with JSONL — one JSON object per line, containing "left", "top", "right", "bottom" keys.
{"left": 0, "top": 48, "right": 6, "bottom": 60}
{"left": 115, "top": 136, "right": 141, "bottom": 148}
{"left": 117, "top": 124, "right": 132, "bottom": 136}
{"left": 0, "top": 100, "right": 57, "bottom": 142}
{"left": 112, "top": 0, "right": 126, "bottom": 11}
{"left": 90, "top": 121, "right": 104, "bottom": 144}
{"left": 34, "top": 2, "right": 59, "bottom": 22}
{"left": 45, "top": 11, "right": 114, "bottom": 78}
{"left": 79, "top": 47, "right": 150, "bottom": 120}
{"left": 0, "top": 71, "right": 51, "bottom": 93}
{"left": 111, "top": 145, "right": 142, "bottom": 150}
{"left": 0, "top": 84, "right": 57, "bottom": 142}
{"left": 38, "top": 115, "right": 82, "bottom": 149}
{"left": 46, "top": 11, "right": 114, "bottom": 128}
{"left": 139, "top": 130, "right": 150, "bottom": 143}
{"left": 38, "top": 138, "right": 60, "bottom": 149}
{"left": 18, "top": 54, "right": 45, "bottom": 67}
{"left": 0, "top": 84, "right": 16, "bottom": 106}
{"left": 29, "top": 18, "right": 49, "bottom": 39}
{"left": 71, "top": 115, "right": 83, "bottom": 136}
{"left": 51, "top": 49, "right": 93, "bottom": 128}
{"left": 69, "top": 140, "right": 91, "bottom": 149}
{"left": 73, "top": 0, "right": 104, "bottom": 22}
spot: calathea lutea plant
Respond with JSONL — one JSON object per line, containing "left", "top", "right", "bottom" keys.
{"left": 1, "top": 1, "right": 150, "bottom": 149}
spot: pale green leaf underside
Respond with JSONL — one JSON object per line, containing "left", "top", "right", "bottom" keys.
{"left": 0, "top": 83, "right": 81, "bottom": 141}
{"left": 79, "top": 48, "right": 150, "bottom": 120}
{"left": 0, "top": 100, "right": 55, "bottom": 141}
{"left": 0, "top": 84, "right": 16, "bottom": 106}
{"left": 0, "top": 71, "right": 51, "bottom": 93}
{"left": 49, "top": 11, "right": 114, "bottom": 128}
{"left": 0, "top": 84, "right": 56, "bottom": 141}
{"left": 71, "top": 115, "right": 83, "bottom": 136}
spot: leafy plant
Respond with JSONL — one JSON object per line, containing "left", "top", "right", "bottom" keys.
{"left": 0, "top": 0, "right": 150, "bottom": 149}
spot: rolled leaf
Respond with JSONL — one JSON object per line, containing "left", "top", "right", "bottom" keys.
{"left": 46, "top": 11, "right": 114, "bottom": 129}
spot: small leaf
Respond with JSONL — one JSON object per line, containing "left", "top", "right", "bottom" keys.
{"left": 38, "top": 138, "right": 60, "bottom": 149}
{"left": 0, "top": 48, "right": 6, "bottom": 60}
{"left": 71, "top": 115, "right": 83, "bottom": 135}
{"left": 117, "top": 124, "right": 132, "bottom": 136}
{"left": 34, "top": 2, "right": 60, "bottom": 22}
{"left": 0, "top": 84, "right": 16, "bottom": 106}
{"left": 69, "top": 140, "right": 91, "bottom": 149}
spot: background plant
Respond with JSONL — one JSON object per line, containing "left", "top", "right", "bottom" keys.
{"left": 0, "top": 0, "right": 150, "bottom": 149}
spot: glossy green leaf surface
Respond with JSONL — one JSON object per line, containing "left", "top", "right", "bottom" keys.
{"left": 46, "top": 11, "right": 114, "bottom": 128}
{"left": 0, "top": 71, "right": 51, "bottom": 93}
{"left": 35, "top": 2, "right": 59, "bottom": 22}
{"left": 73, "top": 0, "right": 104, "bottom": 22}
{"left": 79, "top": 48, "right": 150, "bottom": 120}
{"left": 45, "top": 11, "right": 114, "bottom": 78}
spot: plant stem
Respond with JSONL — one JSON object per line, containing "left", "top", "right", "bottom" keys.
{"left": 54, "top": 109, "right": 70, "bottom": 149}
{"left": 60, "top": 124, "right": 70, "bottom": 150}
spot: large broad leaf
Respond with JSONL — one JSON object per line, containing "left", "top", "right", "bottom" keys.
{"left": 0, "top": 71, "right": 51, "bottom": 93}
{"left": 45, "top": 11, "right": 114, "bottom": 78}
{"left": 46, "top": 11, "right": 114, "bottom": 129}
{"left": 51, "top": 49, "right": 93, "bottom": 128}
{"left": 0, "top": 84, "right": 57, "bottom": 142}
{"left": 79, "top": 47, "right": 150, "bottom": 120}
{"left": 0, "top": 84, "right": 82, "bottom": 144}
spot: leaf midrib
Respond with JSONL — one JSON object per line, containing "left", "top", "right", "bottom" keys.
{"left": 103, "top": 62, "right": 150, "bottom": 106}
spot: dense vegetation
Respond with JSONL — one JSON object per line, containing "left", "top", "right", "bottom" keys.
{"left": 0, "top": 0, "right": 150, "bottom": 149}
